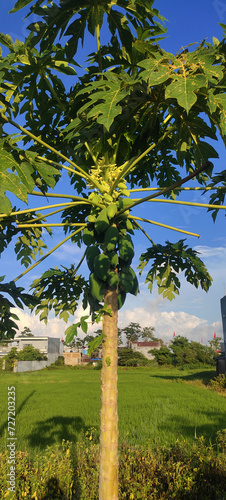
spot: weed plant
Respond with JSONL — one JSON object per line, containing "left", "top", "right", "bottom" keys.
{"left": 210, "top": 374, "right": 226, "bottom": 391}
{"left": 0, "top": 436, "right": 226, "bottom": 499}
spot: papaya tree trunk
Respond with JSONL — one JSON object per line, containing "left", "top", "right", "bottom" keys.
{"left": 99, "top": 286, "right": 118, "bottom": 500}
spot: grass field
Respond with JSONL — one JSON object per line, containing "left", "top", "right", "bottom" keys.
{"left": 0, "top": 365, "right": 225, "bottom": 454}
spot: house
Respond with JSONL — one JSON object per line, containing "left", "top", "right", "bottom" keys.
{"left": 0, "top": 336, "right": 63, "bottom": 372}
{"left": 131, "top": 341, "right": 161, "bottom": 360}
{"left": 63, "top": 352, "right": 82, "bottom": 366}
{"left": 16, "top": 336, "right": 63, "bottom": 363}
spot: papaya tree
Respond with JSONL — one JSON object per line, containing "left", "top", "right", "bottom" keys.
{"left": 0, "top": 1, "right": 226, "bottom": 498}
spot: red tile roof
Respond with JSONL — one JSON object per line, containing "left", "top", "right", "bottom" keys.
{"left": 132, "top": 341, "right": 160, "bottom": 347}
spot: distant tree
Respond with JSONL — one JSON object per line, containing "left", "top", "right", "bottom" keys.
{"left": 84, "top": 334, "right": 95, "bottom": 346}
{"left": 141, "top": 326, "right": 157, "bottom": 342}
{"left": 17, "top": 326, "right": 34, "bottom": 337}
{"left": 64, "top": 337, "right": 85, "bottom": 350}
{"left": 151, "top": 335, "right": 217, "bottom": 366}
{"left": 171, "top": 336, "right": 190, "bottom": 350}
{"left": 170, "top": 336, "right": 189, "bottom": 365}
{"left": 150, "top": 346, "right": 172, "bottom": 366}
{"left": 208, "top": 337, "right": 222, "bottom": 352}
{"left": 75, "top": 338, "right": 85, "bottom": 350}
{"left": 121, "top": 322, "right": 142, "bottom": 347}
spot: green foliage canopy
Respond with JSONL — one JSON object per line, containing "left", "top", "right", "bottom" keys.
{"left": 151, "top": 335, "right": 221, "bottom": 367}
{"left": 0, "top": 3, "right": 225, "bottom": 332}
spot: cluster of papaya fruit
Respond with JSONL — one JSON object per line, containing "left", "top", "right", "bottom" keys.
{"left": 82, "top": 197, "right": 139, "bottom": 310}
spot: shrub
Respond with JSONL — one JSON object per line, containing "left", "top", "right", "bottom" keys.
{"left": 216, "top": 429, "right": 226, "bottom": 453}
{"left": 0, "top": 438, "right": 226, "bottom": 499}
{"left": 118, "top": 349, "right": 148, "bottom": 366}
{"left": 94, "top": 360, "right": 102, "bottom": 370}
{"left": 52, "top": 355, "right": 65, "bottom": 366}
{"left": 210, "top": 374, "right": 226, "bottom": 391}
{"left": 17, "top": 345, "right": 47, "bottom": 361}
{"left": 4, "top": 347, "right": 18, "bottom": 371}
{"left": 0, "top": 440, "right": 74, "bottom": 499}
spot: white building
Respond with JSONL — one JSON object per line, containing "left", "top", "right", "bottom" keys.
{"left": 131, "top": 341, "right": 161, "bottom": 360}
{"left": 0, "top": 336, "right": 63, "bottom": 372}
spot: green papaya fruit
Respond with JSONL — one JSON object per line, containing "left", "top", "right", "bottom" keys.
{"left": 118, "top": 181, "right": 126, "bottom": 189}
{"left": 118, "top": 291, "right": 126, "bottom": 310}
{"left": 130, "top": 274, "right": 139, "bottom": 296}
{"left": 119, "top": 259, "right": 130, "bottom": 272}
{"left": 125, "top": 219, "right": 134, "bottom": 233}
{"left": 118, "top": 234, "right": 134, "bottom": 262}
{"left": 89, "top": 193, "right": 102, "bottom": 204}
{"left": 95, "top": 208, "right": 110, "bottom": 234}
{"left": 87, "top": 214, "right": 96, "bottom": 223}
{"left": 117, "top": 198, "right": 132, "bottom": 210}
{"left": 86, "top": 246, "right": 100, "bottom": 272}
{"left": 94, "top": 254, "right": 111, "bottom": 281}
{"left": 107, "top": 252, "right": 119, "bottom": 268}
{"left": 107, "top": 271, "right": 119, "bottom": 290}
{"left": 119, "top": 268, "right": 135, "bottom": 293}
{"left": 87, "top": 293, "right": 101, "bottom": 312}
{"left": 83, "top": 227, "right": 95, "bottom": 246}
{"left": 121, "top": 189, "right": 130, "bottom": 197}
{"left": 104, "top": 226, "right": 119, "bottom": 252}
{"left": 121, "top": 267, "right": 139, "bottom": 296}
{"left": 89, "top": 273, "right": 106, "bottom": 302}
{"left": 107, "top": 203, "right": 117, "bottom": 219}
{"left": 103, "top": 193, "right": 113, "bottom": 203}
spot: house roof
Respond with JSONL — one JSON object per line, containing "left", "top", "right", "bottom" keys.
{"left": 16, "top": 336, "right": 49, "bottom": 340}
{"left": 132, "top": 341, "right": 160, "bottom": 347}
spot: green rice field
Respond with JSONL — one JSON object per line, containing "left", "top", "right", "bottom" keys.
{"left": 0, "top": 366, "right": 225, "bottom": 454}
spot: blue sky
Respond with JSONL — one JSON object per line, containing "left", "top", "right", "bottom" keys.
{"left": 1, "top": 0, "right": 226, "bottom": 344}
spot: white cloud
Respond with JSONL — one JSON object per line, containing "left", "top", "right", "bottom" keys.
{"left": 53, "top": 242, "right": 84, "bottom": 263}
{"left": 119, "top": 306, "right": 222, "bottom": 344}
{"left": 13, "top": 303, "right": 100, "bottom": 340}
{"left": 14, "top": 308, "right": 66, "bottom": 339}
{"left": 194, "top": 245, "right": 226, "bottom": 259}
{"left": 11, "top": 295, "right": 223, "bottom": 347}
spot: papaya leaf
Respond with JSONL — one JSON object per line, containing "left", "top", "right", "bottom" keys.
{"left": 0, "top": 277, "right": 37, "bottom": 340}
{"left": 139, "top": 55, "right": 172, "bottom": 86}
{"left": 165, "top": 74, "right": 207, "bottom": 113}
{"left": 65, "top": 323, "right": 80, "bottom": 344}
{"left": 0, "top": 33, "right": 14, "bottom": 50}
{"left": 87, "top": 333, "right": 105, "bottom": 357}
{"left": 80, "top": 315, "right": 89, "bottom": 334}
{"left": 9, "top": 0, "right": 35, "bottom": 13}
{"left": 206, "top": 170, "right": 226, "bottom": 220}
{"left": 138, "top": 240, "right": 212, "bottom": 299}
{"left": 30, "top": 265, "right": 87, "bottom": 323}
{"left": 78, "top": 75, "right": 129, "bottom": 131}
